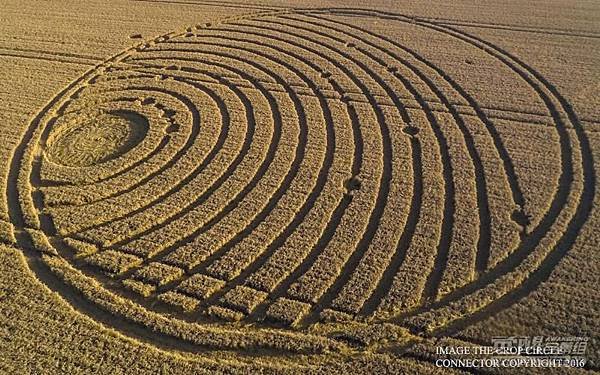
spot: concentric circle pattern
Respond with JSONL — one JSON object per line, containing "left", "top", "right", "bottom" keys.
{"left": 7, "top": 8, "right": 592, "bottom": 352}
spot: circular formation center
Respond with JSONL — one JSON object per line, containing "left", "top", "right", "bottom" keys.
{"left": 46, "top": 111, "right": 147, "bottom": 167}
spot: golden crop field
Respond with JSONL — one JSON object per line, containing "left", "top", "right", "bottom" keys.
{"left": 0, "top": 0, "right": 599, "bottom": 373}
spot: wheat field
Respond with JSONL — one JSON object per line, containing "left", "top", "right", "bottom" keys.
{"left": 0, "top": 0, "right": 599, "bottom": 373}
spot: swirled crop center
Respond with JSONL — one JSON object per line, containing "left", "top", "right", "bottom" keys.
{"left": 46, "top": 110, "right": 148, "bottom": 167}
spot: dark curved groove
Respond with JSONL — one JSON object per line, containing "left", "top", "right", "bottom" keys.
{"left": 252, "top": 17, "right": 417, "bottom": 323}
{"left": 121, "top": 52, "right": 310, "bottom": 279}
{"left": 360, "top": 137, "right": 423, "bottom": 316}
{"left": 1, "top": 50, "right": 246, "bottom": 353}
{"left": 34, "top": 86, "right": 159, "bottom": 188}
{"left": 63, "top": 83, "right": 214, "bottom": 236}
{"left": 134, "top": 50, "right": 351, "bottom": 304}
{"left": 131, "top": 0, "right": 287, "bottom": 11}
{"left": 11, "top": 233, "right": 332, "bottom": 358}
{"left": 5, "top": 27, "right": 346, "bottom": 357}
{"left": 3, "top": 59, "right": 298, "bottom": 358}
{"left": 232, "top": 19, "right": 393, "bottom": 311}
{"left": 304, "top": 11, "right": 583, "bottom": 337}
{"left": 312, "top": 13, "right": 526, "bottom": 272}
{"left": 12, "top": 237, "right": 220, "bottom": 355}
{"left": 58, "top": 67, "right": 239, "bottom": 203}
{"left": 129, "top": 55, "right": 559, "bottom": 129}
{"left": 6, "top": 71, "right": 104, "bottom": 229}
{"left": 246, "top": 106, "right": 360, "bottom": 320}
{"left": 145, "top": 36, "right": 339, "bottom": 297}
{"left": 34, "top": 97, "right": 156, "bottom": 196}
{"left": 402, "top": 20, "right": 574, "bottom": 309}
{"left": 298, "top": 11, "right": 490, "bottom": 309}
{"left": 17, "top": 25, "right": 349, "bottom": 355}
{"left": 108, "top": 52, "right": 298, "bottom": 272}
{"left": 61, "top": 83, "right": 217, "bottom": 233}
{"left": 0, "top": 51, "right": 96, "bottom": 66}
{"left": 430, "top": 19, "right": 600, "bottom": 40}
{"left": 168, "top": 24, "right": 371, "bottom": 319}
{"left": 423, "top": 23, "right": 594, "bottom": 336}
{"left": 5, "top": 8, "right": 591, "bottom": 359}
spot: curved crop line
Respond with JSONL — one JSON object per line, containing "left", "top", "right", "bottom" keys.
{"left": 322, "top": 9, "right": 588, "bottom": 334}
{"left": 309, "top": 11, "right": 526, "bottom": 278}
{"left": 192, "top": 25, "right": 368, "bottom": 322}
{"left": 152, "top": 33, "right": 339, "bottom": 299}
{"left": 299, "top": 5, "right": 592, "bottom": 351}
{"left": 107, "top": 50, "right": 302, "bottom": 275}
{"left": 226, "top": 18, "right": 389, "bottom": 319}
{"left": 296, "top": 12, "right": 490, "bottom": 310}
{"left": 312, "top": 8, "right": 577, "bottom": 327}
{"left": 274, "top": 14, "right": 443, "bottom": 315}
{"left": 159, "top": 18, "right": 362, "bottom": 320}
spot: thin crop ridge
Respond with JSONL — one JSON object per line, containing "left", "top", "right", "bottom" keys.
{"left": 109, "top": 48, "right": 306, "bottom": 275}
{"left": 256, "top": 15, "right": 405, "bottom": 323}
{"left": 275, "top": 15, "right": 421, "bottom": 316}
{"left": 311, "top": 13, "right": 525, "bottom": 273}
{"left": 152, "top": 21, "right": 360, "bottom": 300}
{"left": 299, "top": 12, "right": 488, "bottom": 310}
{"left": 5, "top": 8, "right": 593, "bottom": 356}
{"left": 151, "top": 32, "right": 336, "bottom": 290}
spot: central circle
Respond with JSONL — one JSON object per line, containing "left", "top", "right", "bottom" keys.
{"left": 46, "top": 111, "right": 148, "bottom": 167}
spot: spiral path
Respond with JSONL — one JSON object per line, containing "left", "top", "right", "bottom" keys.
{"left": 3, "top": 8, "right": 592, "bottom": 353}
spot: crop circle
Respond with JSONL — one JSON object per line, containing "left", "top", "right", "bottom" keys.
{"left": 6, "top": 8, "right": 591, "bottom": 353}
